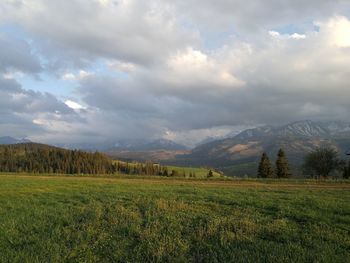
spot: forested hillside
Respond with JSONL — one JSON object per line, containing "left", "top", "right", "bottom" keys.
{"left": 0, "top": 143, "right": 194, "bottom": 177}
{"left": 0, "top": 143, "right": 114, "bottom": 174}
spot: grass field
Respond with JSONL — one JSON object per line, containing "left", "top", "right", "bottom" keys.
{"left": 165, "top": 165, "right": 222, "bottom": 178}
{"left": 0, "top": 175, "right": 350, "bottom": 262}
{"left": 113, "top": 161, "right": 223, "bottom": 178}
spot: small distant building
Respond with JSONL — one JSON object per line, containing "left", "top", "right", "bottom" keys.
{"left": 346, "top": 149, "right": 350, "bottom": 156}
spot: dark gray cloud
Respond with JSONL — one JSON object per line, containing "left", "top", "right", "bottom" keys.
{"left": 1, "top": 0, "right": 198, "bottom": 68}
{"left": 74, "top": 15, "right": 350, "bottom": 143}
{"left": 0, "top": 33, "right": 42, "bottom": 74}
{"left": 0, "top": 76, "right": 84, "bottom": 140}
{"left": 2, "top": 0, "right": 347, "bottom": 69}
{"left": 78, "top": 76, "right": 160, "bottom": 114}
{"left": 0, "top": 0, "right": 349, "bottom": 145}
{"left": 0, "top": 78, "right": 72, "bottom": 114}
{"left": 167, "top": 0, "right": 350, "bottom": 33}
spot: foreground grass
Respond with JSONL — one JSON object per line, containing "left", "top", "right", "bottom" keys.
{"left": 0, "top": 175, "right": 349, "bottom": 262}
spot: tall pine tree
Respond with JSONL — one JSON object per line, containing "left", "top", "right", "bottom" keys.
{"left": 275, "top": 149, "right": 290, "bottom": 178}
{"left": 258, "top": 152, "right": 274, "bottom": 178}
{"left": 343, "top": 160, "right": 350, "bottom": 179}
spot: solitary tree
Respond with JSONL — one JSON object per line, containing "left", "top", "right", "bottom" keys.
{"left": 275, "top": 149, "right": 290, "bottom": 178}
{"left": 258, "top": 152, "right": 274, "bottom": 178}
{"left": 207, "top": 169, "right": 214, "bottom": 178}
{"left": 303, "top": 147, "right": 342, "bottom": 178}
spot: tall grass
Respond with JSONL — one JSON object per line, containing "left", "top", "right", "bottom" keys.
{"left": 0, "top": 175, "right": 349, "bottom": 262}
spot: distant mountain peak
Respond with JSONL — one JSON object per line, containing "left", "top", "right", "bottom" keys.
{"left": 233, "top": 125, "right": 273, "bottom": 140}
{"left": 173, "top": 120, "right": 350, "bottom": 176}
{"left": 275, "top": 120, "right": 328, "bottom": 137}
{"left": 232, "top": 120, "right": 350, "bottom": 140}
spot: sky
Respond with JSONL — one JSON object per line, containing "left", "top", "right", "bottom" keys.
{"left": 0, "top": 0, "right": 350, "bottom": 147}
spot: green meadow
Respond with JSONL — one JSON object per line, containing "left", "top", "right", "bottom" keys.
{"left": 165, "top": 165, "right": 222, "bottom": 178}
{"left": 112, "top": 160, "right": 223, "bottom": 178}
{"left": 0, "top": 175, "right": 349, "bottom": 262}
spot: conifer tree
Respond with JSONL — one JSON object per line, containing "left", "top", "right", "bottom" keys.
{"left": 343, "top": 166, "right": 348, "bottom": 179}
{"left": 343, "top": 160, "right": 350, "bottom": 179}
{"left": 258, "top": 152, "right": 274, "bottom": 178}
{"left": 275, "top": 149, "right": 290, "bottom": 178}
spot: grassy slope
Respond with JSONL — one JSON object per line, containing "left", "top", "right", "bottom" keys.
{"left": 112, "top": 160, "right": 223, "bottom": 178}
{"left": 0, "top": 175, "right": 349, "bottom": 262}
{"left": 165, "top": 165, "right": 222, "bottom": 178}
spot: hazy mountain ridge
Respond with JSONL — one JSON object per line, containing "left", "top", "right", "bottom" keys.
{"left": 105, "top": 139, "right": 189, "bottom": 161}
{"left": 233, "top": 120, "right": 350, "bottom": 140}
{"left": 0, "top": 136, "right": 31, "bottom": 145}
{"left": 2, "top": 121, "right": 349, "bottom": 176}
{"left": 109, "top": 139, "right": 187, "bottom": 152}
{"left": 136, "top": 139, "right": 188, "bottom": 151}
{"left": 169, "top": 121, "right": 350, "bottom": 176}
{"left": 58, "top": 139, "right": 187, "bottom": 152}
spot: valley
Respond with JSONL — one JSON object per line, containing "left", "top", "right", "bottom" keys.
{"left": 105, "top": 121, "right": 350, "bottom": 176}
{"left": 2, "top": 120, "right": 350, "bottom": 177}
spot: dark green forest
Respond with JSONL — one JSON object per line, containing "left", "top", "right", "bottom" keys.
{"left": 0, "top": 143, "right": 173, "bottom": 176}
{"left": 0, "top": 143, "right": 114, "bottom": 174}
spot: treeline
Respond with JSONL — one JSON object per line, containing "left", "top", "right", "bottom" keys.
{"left": 115, "top": 161, "right": 167, "bottom": 176}
{"left": 114, "top": 161, "right": 199, "bottom": 177}
{"left": 0, "top": 143, "right": 114, "bottom": 174}
{"left": 0, "top": 143, "right": 203, "bottom": 177}
{"left": 258, "top": 147, "right": 350, "bottom": 179}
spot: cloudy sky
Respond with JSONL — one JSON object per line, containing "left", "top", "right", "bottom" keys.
{"left": 1, "top": 0, "right": 350, "bottom": 146}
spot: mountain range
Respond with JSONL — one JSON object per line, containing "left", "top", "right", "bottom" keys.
{"left": 169, "top": 120, "right": 350, "bottom": 176}
{"left": 57, "top": 138, "right": 188, "bottom": 152}
{"left": 118, "top": 139, "right": 188, "bottom": 151}
{"left": 105, "top": 139, "right": 189, "bottom": 162}
{"left": 231, "top": 120, "right": 350, "bottom": 140}
{"left": 2, "top": 120, "right": 350, "bottom": 176}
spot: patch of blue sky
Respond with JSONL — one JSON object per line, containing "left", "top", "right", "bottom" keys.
{"left": 0, "top": 25, "right": 72, "bottom": 96}
{"left": 18, "top": 73, "right": 76, "bottom": 98}
{"left": 272, "top": 12, "right": 350, "bottom": 35}
{"left": 178, "top": 16, "right": 237, "bottom": 50}
{"left": 201, "top": 28, "right": 237, "bottom": 50}
{"left": 19, "top": 58, "right": 130, "bottom": 97}
{"left": 272, "top": 21, "right": 315, "bottom": 35}
{"left": 0, "top": 23, "right": 26, "bottom": 39}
